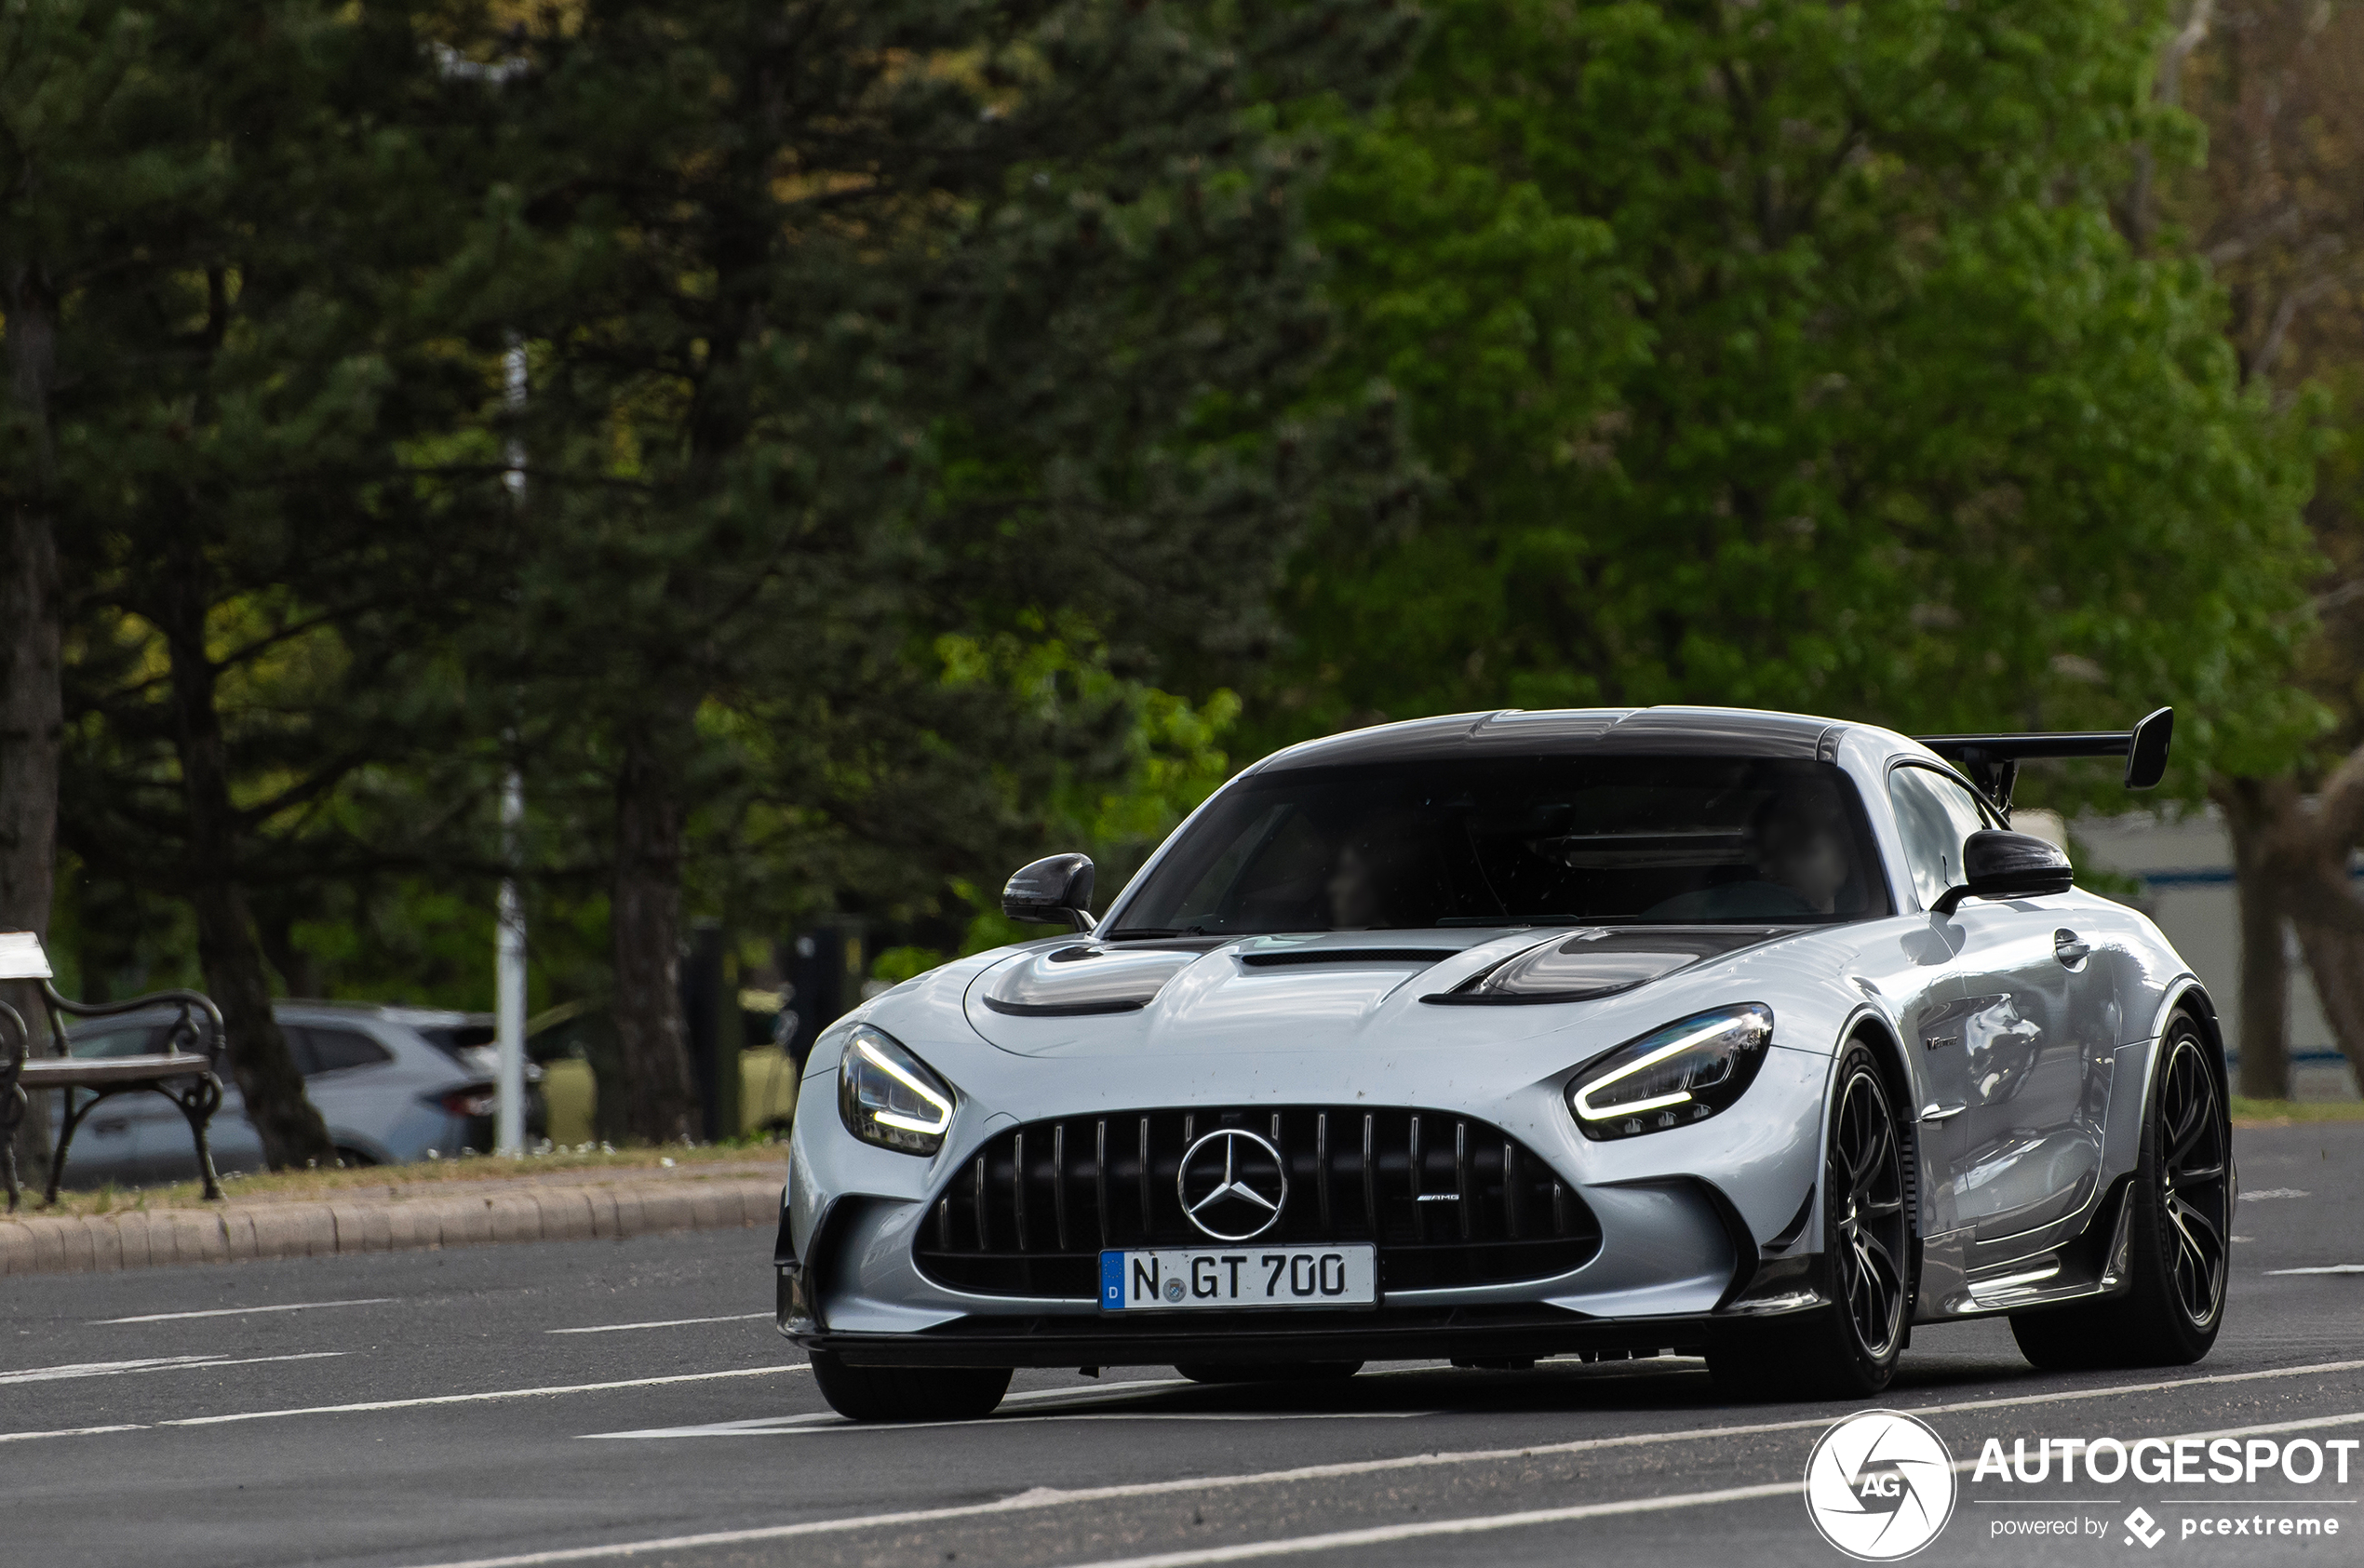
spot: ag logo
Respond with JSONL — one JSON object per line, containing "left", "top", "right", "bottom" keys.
{"left": 1803, "top": 1410, "right": 1956, "bottom": 1561}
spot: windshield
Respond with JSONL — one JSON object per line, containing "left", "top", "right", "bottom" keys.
{"left": 1108, "top": 755, "right": 1889, "bottom": 935}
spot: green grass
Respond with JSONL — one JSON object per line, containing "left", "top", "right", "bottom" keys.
{"left": 2230, "top": 1098, "right": 2364, "bottom": 1126}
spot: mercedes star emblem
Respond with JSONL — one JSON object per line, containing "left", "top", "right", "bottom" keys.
{"left": 1176, "top": 1127, "right": 1289, "bottom": 1241}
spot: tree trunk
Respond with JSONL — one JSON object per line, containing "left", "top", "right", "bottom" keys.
{"left": 2290, "top": 911, "right": 2364, "bottom": 1099}
{"left": 1, "top": 266, "right": 64, "bottom": 1189}
{"left": 2216, "top": 777, "right": 2294, "bottom": 1098}
{"left": 611, "top": 725, "right": 697, "bottom": 1144}
{"left": 2214, "top": 766, "right": 2364, "bottom": 1100}
{"left": 158, "top": 567, "right": 334, "bottom": 1169}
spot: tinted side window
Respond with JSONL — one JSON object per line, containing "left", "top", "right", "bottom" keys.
{"left": 302, "top": 1028, "right": 393, "bottom": 1075}
{"left": 1887, "top": 766, "right": 1993, "bottom": 909}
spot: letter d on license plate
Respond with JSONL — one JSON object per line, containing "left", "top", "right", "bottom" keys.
{"left": 1098, "top": 1244, "right": 1377, "bottom": 1310}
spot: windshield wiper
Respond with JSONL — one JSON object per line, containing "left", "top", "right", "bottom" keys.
{"left": 1099, "top": 925, "right": 1207, "bottom": 940}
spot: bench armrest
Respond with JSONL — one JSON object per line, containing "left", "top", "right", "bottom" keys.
{"left": 0, "top": 999, "right": 24, "bottom": 1096}
{"left": 42, "top": 983, "right": 227, "bottom": 1073}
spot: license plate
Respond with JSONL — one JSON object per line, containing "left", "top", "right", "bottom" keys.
{"left": 1098, "top": 1245, "right": 1377, "bottom": 1310}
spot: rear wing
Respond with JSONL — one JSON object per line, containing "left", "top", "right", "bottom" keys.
{"left": 1913, "top": 706, "right": 2172, "bottom": 816}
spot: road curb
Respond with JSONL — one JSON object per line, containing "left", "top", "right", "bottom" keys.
{"left": 0, "top": 1176, "right": 781, "bottom": 1278}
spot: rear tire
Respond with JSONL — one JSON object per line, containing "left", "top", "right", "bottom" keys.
{"left": 808, "top": 1351, "right": 1011, "bottom": 1423}
{"left": 1175, "top": 1361, "right": 1362, "bottom": 1385}
{"left": 1711, "top": 1043, "right": 1910, "bottom": 1401}
{"left": 2010, "top": 1014, "right": 2228, "bottom": 1371}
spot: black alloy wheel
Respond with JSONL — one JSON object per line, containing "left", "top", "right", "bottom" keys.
{"left": 1832, "top": 1063, "right": 1910, "bottom": 1363}
{"left": 2156, "top": 1030, "right": 2231, "bottom": 1331}
{"left": 1710, "top": 1042, "right": 1911, "bottom": 1400}
{"left": 2012, "top": 1013, "right": 2231, "bottom": 1370}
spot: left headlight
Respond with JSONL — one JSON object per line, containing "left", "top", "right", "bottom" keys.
{"left": 1566, "top": 1004, "right": 1774, "bottom": 1141}
{"left": 836, "top": 1025, "right": 956, "bottom": 1156}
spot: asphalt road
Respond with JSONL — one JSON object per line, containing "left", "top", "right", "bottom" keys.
{"left": 7, "top": 1122, "right": 2362, "bottom": 1568}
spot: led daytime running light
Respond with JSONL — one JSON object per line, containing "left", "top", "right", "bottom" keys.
{"left": 1570, "top": 1017, "right": 1737, "bottom": 1122}
{"left": 856, "top": 1038, "right": 953, "bottom": 1135}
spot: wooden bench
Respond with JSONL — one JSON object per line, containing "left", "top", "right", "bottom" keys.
{"left": 0, "top": 931, "right": 226, "bottom": 1211}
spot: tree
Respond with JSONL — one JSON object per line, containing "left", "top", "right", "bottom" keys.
{"left": 1255, "top": 0, "right": 2315, "bottom": 789}
{"left": 39, "top": 1, "right": 507, "bottom": 1167}
{"left": 451, "top": 0, "right": 1412, "bottom": 1141}
{"left": 2170, "top": 0, "right": 2364, "bottom": 1096}
{"left": 0, "top": 0, "right": 108, "bottom": 1185}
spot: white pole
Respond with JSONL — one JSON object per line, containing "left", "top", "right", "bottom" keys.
{"left": 496, "top": 339, "right": 529, "bottom": 1156}
{"left": 497, "top": 771, "right": 527, "bottom": 1155}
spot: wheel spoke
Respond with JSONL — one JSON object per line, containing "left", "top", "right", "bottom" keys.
{"left": 1844, "top": 1082, "right": 1877, "bottom": 1181}
{"left": 2169, "top": 1093, "right": 2209, "bottom": 1165}
{"left": 1858, "top": 1227, "right": 1901, "bottom": 1289}
{"left": 1856, "top": 1119, "right": 1891, "bottom": 1199}
{"left": 2173, "top": 1196, "right": 2225, "bottom": 1254}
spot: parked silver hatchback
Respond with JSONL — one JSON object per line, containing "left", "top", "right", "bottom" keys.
{"left": 57, "top": 1002, "right": 524, "bottom": 1186}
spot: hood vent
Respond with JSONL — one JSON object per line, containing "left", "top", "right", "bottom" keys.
{"left": 1426, "top": 926, "right": 1788, "bottom": 1006}
{"left": 980, "top": 945, "right": 1202, "bottom": 1017}
{"left": 1236, "top": 947, "right": 1456, "bottom": 969}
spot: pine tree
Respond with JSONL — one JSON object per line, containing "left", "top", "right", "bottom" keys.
{"left": 451, "top": 0, "right": 1413, "bottom": 1139}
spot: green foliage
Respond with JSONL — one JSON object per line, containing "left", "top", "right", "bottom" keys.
{"left": 1266, "top": 0, "right": 2321, "bottom": 806}
{"left": 440, "top": 0, "right": 1413, "bottom": 1001}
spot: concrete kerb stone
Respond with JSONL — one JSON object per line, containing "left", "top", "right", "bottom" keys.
{"left": 0, "top": 1176, "right": 777, "bottom": 1278}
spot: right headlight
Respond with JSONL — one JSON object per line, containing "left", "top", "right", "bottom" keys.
{"left": 1565, "top": 1004, "right": 1774, "bottom": 1141}
{"left": 836, "top": 1025, "right": 956, "bottom": 1156}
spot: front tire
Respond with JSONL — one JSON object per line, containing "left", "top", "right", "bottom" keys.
{"left": 808, "top": 1351, "right": 1011, "bottom": 1423}
{"left": 1711, "top": 1044, "right": 1910, "bottom": 1401}
{"left": 2010, "top": 1014, "right": 2228, "bottom": 1370}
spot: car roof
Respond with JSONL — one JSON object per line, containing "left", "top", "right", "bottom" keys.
{"left": 1245, "top": 706, "right": 1848, "bottom": 773}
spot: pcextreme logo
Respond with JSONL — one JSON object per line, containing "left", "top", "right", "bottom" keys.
{"left": 1804, "top": 1410, "right": 1959, "bottom": 1561}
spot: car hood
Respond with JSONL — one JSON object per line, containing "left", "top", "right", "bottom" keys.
{"left": 960, "top": 927, "right": 1789, "bottom": 1059}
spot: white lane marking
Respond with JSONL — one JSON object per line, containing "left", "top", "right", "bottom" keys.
{"left": 409, "top": 1360, "right": 2364, "bottom": 1568}
{"left": 95, "top": 1297, "right": 394, "bottom": 1325}
{"left": 1054, "top": 1406, "right": 2364, "bottom": 1568}
{"left": 2240, "top": 1187, "right": 2312, "bottom": 1200}
{"left": 158, "top": 1363, "right": 808, "bottom": 1427}
{"left": 1047, "top": 1481, "right": 1808, "bottom": 1568}
{"left": 582, "top": 1376, "right": 1192, "bottom": 1438}
{"left": 0, "top": 1424, "right": 149, "bottom": 1443}
{"left": 1006, "top": 1377, "right": 1189, "bottom": 1403}
{"left": 546, "top": 1314, "right": 773, "bottom": 1335}
{"left": 2268, "top": 1264, "right": 2364, "bottom": 1275}
{"left": 0, "top": 1351, "right": 347, "bottom": 1386}
{"left": 585, "top": 1354, "right": 2364, "bottom": 1443}
{"left": 587, "top": 1411, "right": 1436, "bottom": 1440}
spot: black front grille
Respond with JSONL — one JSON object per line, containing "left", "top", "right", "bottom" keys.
{"left": 912, "top": 1106, "right": 1601, "bottom": 1299}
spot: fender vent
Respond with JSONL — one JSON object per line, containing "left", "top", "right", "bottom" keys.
{"left": 913, "top": 1106, "right": 1601, "bottom": 1300}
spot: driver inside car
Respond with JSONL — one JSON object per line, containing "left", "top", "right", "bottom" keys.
{"left": 1647, "top": 784, "right": 1860, "bottom": 919}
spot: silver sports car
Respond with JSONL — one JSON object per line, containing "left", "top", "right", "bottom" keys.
{"left": 777, "top": 705, "right": 2230, "bottom": 1422}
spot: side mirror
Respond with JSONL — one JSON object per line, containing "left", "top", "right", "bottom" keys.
{"left": 1932, "top": 830, "right": 2074, "bottom": 915}
{"left": 1002, "top": 853, "right": 1096, "bottom": 932}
